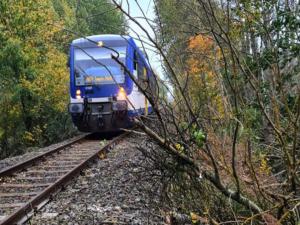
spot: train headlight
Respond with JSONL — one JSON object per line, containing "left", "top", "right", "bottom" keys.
{"left": 97, "top": 41, "right": 103, "bottom": 47}
{"left": 117, "top": 87, "right": 127, "bottom": 101}
{"left": 76, "top": 89, "right": 81, "bottom": 99}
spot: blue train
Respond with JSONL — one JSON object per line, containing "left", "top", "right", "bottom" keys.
{"left": 68, "top": 35, "right": 156, "bottom": 132}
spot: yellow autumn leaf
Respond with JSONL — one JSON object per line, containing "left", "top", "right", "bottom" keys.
{"left": 190, "top": 212, "right": 201, "bottom": 224}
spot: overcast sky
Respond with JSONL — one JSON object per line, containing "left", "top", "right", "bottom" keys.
{"left": 120, "top": 0, "right": 163, "bottom": 77}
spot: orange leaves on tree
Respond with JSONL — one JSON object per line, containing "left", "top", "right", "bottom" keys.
{"left": 187, "top": 34, "right": 217, "bottom": 75}
{"left": 186, "top": 34, "right": 225, "bottom": 117}
{"left": 189, "top": 35, "right": 214, "bottom": 53}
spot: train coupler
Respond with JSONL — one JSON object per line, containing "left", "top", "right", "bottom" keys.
{"left": 98, "top": 115, "right": 104, "bottom": 127}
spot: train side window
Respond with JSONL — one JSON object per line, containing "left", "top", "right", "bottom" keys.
{"left": 133, "top": 51, "right": 138, "bottom": 71}
{"left": 132, "top": 50, "right": 138, "bottom": 79}
{"left": 138, "top": 65, "right": 150, "bottom": 92}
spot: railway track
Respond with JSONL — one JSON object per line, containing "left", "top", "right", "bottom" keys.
{"left": 0, "top": 132, "right": 128, "bottom": 225}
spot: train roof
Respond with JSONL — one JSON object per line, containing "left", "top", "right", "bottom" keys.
{"left": 72, "top": 34, "right": 132, "bottom": 48}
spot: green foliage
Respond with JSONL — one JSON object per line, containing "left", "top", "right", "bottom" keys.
{"left": 52, "top": 0, "right": 126, "bottom": 37}
{"left": 0, "top": 0, "right": 72, "bottom": 158}
{"left": 99, "top": 139, "right": 107, "bottom": 147}
{"left": 0, "top": 0, "right": 125, "bottom": 159}
{"left": 156, "top": 0, "right": 300, "bottom": 222}
{"left": 192, "top": 130, "right": 206, "bottom": 148}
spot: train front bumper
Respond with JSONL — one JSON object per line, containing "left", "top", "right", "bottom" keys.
{"left": 69, "top": 100, "right": 127, "bottom": 114}
{"left": 69, "top": 100, "right": 130, "bottom": 132}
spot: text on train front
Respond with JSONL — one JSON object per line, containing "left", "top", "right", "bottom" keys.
{"left": 73, "top": 46, "right": 126, "bottom": 90}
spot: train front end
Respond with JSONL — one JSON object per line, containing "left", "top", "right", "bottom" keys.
{"left": 68, "top": 35, "right": 131, "bottom": 132}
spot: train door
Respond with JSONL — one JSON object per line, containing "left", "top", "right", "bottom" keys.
{"left": 127, "top": 50, "right": 146, "bottom": 113}
{"left": 137, "top": 61, "right": 149, "bottom": 115}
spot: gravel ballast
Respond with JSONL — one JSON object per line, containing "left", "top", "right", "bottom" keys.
{"left": 27, "top": 134, "right": 165, "bottom": 225}
{"left": 0, "top": 134, "right": 86, "bottom": 171}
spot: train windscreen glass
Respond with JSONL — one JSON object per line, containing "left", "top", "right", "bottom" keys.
{"left": 74, "top": 47, "right": 126, "bottom": 86}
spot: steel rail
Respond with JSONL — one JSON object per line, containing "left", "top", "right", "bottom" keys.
{"left": 0, "top": 132, "right": 128, "bottom": 225}
{"left": 0, "top": 134, "right": 89, "bottom": 177}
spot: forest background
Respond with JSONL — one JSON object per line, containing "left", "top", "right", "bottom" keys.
{"left": 0, "top": 0, "right": 299, "bottom": 223}
{"left": 0, "top": 0, "right": 125, "bottom": 159}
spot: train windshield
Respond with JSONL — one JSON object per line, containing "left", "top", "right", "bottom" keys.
{"left": 74, "top": 47, "right": 126, "bottom": 86}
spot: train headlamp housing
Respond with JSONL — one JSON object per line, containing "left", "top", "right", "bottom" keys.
{"left": 117, "top": 87, "right": 127, "bottom": 101}
{"left": 97, "top": 41, "right": 104, "bottom": 47}
{"left": 76, "top": 89, "right": 81, "bottom": 99}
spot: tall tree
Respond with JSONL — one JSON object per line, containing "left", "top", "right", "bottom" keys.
{"left": 52, "top": 0, "right": 126, "bottom": 37}
{"left": 0, "top": 0, "right": 71, "bottom": 157}
{"left": 110, "top": 0, "right": 300, "bottom": 223}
